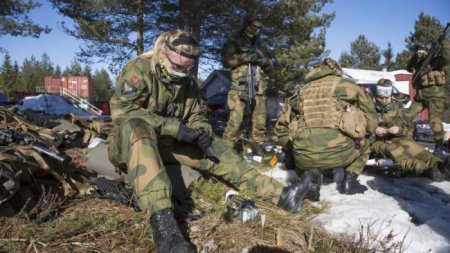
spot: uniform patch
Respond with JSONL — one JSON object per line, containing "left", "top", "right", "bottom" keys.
{"left": 121, "top": 80, "right": 137, "bottom": 95}
{"left": 130, "top": 76, "right": 140, "bottom": 85}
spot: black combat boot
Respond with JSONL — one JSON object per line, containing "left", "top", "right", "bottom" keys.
{"left": 432, "top": 140, "right": 445, "bottom": 158}
{"left": 277, "top": 169, "right": 321, "bottom": 213}
{"left": 441, "top": 156, "right": 450, "bottom": 181}
{"left": 334, "top": 168, "right": 367, "bottom": 195}
{"left": 149, "top": 208, "right": 196, "bottom": 253}
{"left": 424, "top": 166, "right": 445, "bottom": 182}
{"left": 426, "top": 156, "right": 450, "bottom": 182}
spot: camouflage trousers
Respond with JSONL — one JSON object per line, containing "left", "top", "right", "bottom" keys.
{"left": 223, "top": 87, "right": 267, "bottom": 145}
{"left": 108, "top": 117, "right": 284, "bottom": 215}
{"left": 406, "top": 97, "right": 445, "bottom": 141}
{"left": 292, "top": 128, "right": 371, "bottom": 175}
{"left": 371, "top": 139, "right": 440, "bottom": 174}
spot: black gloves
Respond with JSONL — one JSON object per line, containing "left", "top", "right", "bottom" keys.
{"left": 175, "top": 125, "right": 219, "bottom": 162}
{"left": 175, "top": 124, "right": 200, "bottom": 143}
{"left": 196, "top": 127, "right": 212, "bottom": 150}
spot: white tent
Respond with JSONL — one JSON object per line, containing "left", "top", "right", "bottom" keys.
{"left": 342, "top": 68, "right": 411, "bottom": 95}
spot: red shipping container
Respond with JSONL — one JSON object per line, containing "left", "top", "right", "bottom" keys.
{"left": 62, "top": 76, "right": 93, "bottom": 100}
{"left": 44, "top": 76, "right": 63, "bottom": 95}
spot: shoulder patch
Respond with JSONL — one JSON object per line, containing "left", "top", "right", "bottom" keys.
{"left": 130, "top": 76, "right": 140, "bottom": 85}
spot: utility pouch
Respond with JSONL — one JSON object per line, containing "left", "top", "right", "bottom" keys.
{"left": 434, "top": 71, "right": 446, "bottom": 85}
{"left": 339, "top": 104, "right": 367, "bottom": 139}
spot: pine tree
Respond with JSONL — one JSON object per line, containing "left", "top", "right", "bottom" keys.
{"left": 382, "top": 42, "right": 395, "bottom": 71}
{"left": 21, "top": 56, "right": 40, "bottom": 93}
{"left": 393, "top": 50, "right": 413, "bottom": 70}
{"left": 338, "top": 35, "right": 382, "bottom": 70}
{"left": 405, "top": 13, "right": 445, "bottom": 51}
{"left": 50, "top": 0, "right": 335, "bottom": 85}
{"left": 68, "top": 59, "right": 82, "bottom": 76}
{"left": 0, "top": 0, "right": 51, "bottom": 38}
{"left": 0, "top": 52, "right": 15, "bottom": 98}
{"left": 54, "top": 65, "right": 62, "bottom": 76}
{"left": 83, "top": 65, "right": 92, "bottom": 79}
{"left": 91, "top": 68, "right": 112, "bottom": 102}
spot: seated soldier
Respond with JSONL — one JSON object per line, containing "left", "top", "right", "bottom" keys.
{"left": 370, "top": 78, "right": 449, "bottom": 181}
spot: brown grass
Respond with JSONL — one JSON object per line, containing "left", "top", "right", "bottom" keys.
{"left": 1, "top": 175, "right": 376, "bottom": 253}
{"left": 0, "top": 149, "right": 403, "bottom": 253}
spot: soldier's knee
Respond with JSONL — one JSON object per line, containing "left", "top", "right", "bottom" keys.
{"left": 122, "top": 118, "right": 158, "bottom": 143}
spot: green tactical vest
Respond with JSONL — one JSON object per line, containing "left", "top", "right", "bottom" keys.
{"left": 297, "top": 75, "right": 341, "bottom": 130}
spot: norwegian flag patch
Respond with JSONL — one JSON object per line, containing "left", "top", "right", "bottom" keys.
{"left": 130, "top": 76, "right": 140, "bottom": 85}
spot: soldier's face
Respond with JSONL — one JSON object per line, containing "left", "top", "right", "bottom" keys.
{"left": 162, "top": 48, "right": 195, "bottom": 76}
{"left": 376, "top": 96, "right": 391, "bottom": 106}
{"left": 417, "top": 49, "right": 428, "bottom": 59}
{"left": 245, "top": 20, "right": 262, "bottom": 38}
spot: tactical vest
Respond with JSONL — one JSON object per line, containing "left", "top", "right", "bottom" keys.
{"left": 297, "top": 76, "right": 341, "bottom": 129}
{"left": 420, "top": 70, "right": 446, "bottom": 87}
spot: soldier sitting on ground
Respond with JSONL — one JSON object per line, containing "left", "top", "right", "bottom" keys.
{"left": 370, "top": 78, "right": 450, "bottom": 181}
{"left": 276, "top": 58, "right": 378, "bottom": 205}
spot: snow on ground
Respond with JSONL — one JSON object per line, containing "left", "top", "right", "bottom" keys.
{"left": 314, "top": 172, "right": 450, "bottom": 253}
{"left": 14, "top": 94, "right": 450, "bottom": 252}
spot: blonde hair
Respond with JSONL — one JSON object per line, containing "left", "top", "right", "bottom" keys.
{"left": 140, "top": 29, "right": 199, "bottom": 73}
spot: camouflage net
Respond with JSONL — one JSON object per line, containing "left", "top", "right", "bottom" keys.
{"left": 0, "top": 107, "right": 110, "bottom": 220}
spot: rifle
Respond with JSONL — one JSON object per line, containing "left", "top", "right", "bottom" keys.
{"left": 0, "top": 128, "right": 70, "bottom": 164}
{"left": 87, "top": 177, "right": 141, "bottom": 212}
{"left": 412, "top": 23, "right": 450, "bottom": 87}
{"left": 242, "top": 62, "right": 261, "bottom": 138}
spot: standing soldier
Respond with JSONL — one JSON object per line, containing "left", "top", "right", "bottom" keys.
{"left": 371, "top": 79, "right": 449, "bottom": 181}
{"left": 276, "top": 58, "right": 378, "bottom": 197}
{"left": 108, "top": 29, "right": 316, "bottom": 252}
{"left": 221, "top": 14, "right": 273, "bottom": 146}
{"left": 406, "top": 35, "right": 450, "bottom": 157}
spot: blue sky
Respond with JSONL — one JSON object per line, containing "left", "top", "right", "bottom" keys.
{"left": 0, "top": 0, "right": 449, "bottom": 79}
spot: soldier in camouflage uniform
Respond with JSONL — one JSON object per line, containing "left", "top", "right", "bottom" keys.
{"left": 276, "top": 59, "right": 378, "bottom": 198}
{"left": 406, "top": 40, "right": 450, "bottom": 157}
{"left": 371, "top": 79, "right": 449, "bottom": 181}
{"left": 108, "top": 29, "right": 313, "bottom": 253}
{"left": 221, "top": 14, "right": 273, "bottom": 146}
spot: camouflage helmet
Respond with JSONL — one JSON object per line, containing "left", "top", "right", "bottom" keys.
{"left": 242, "top": 13, "right": 263, "bottom": 38}
{"left": 322, "top": 58, "right": 343, "bottom": 76}
{"left": 303, "top": 58, "right": 342, "bottom": 83}
{"left": 242, "top": 13, "right": 262, "bottom": 27}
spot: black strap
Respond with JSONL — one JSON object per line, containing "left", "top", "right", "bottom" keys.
{"left": 165, "top": 35, "right": 199, "bottom": 60}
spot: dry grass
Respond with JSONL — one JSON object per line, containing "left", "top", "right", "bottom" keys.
{"left": 0, "top": 150, "right": 404, "bottom": 253}
{"left": 0, "top": 176, "right": 370, "bottom": 253}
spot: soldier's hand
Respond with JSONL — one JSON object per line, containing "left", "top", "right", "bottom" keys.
{"left": 388, "top": 126, "right": 401, "bottom": 135}
{"left": 176, "top": 124, "right": 201, "bottom": 143}
{"left": 375, "top": 127, "right": 388, "bottom": 137}
{"left": 196, "top": 127, "right": 212, "bottom": 150}
{"left": 247, "top": 52, "right": 260, "bottom": 63}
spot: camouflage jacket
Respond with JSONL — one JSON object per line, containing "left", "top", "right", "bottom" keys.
{"left": 406, "top": 40, "right": 450, "bottom": 98}
{"left": 276, "top": 67, "right": 378, "bottom": 147}
{"left": 221, "top": 31, "right": 272, "bottom": 80}
{"left": 109, "top": 56, "right": 212, "bottom": 138}
{"left": 375, "top": 101, "right": 410, "bottom": 140}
